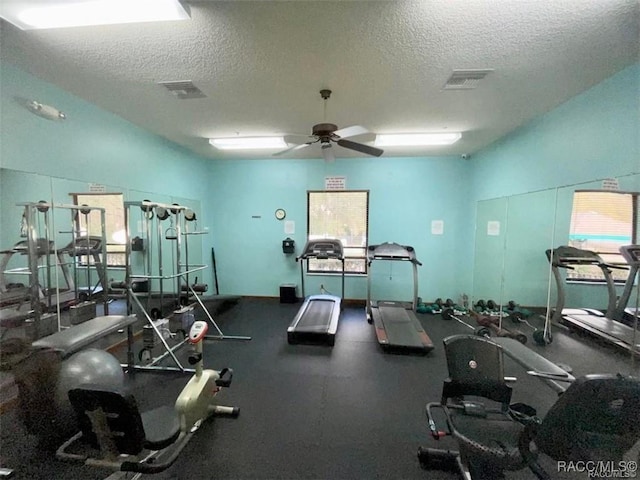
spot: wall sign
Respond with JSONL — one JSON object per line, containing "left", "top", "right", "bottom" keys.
{"left": 487, "top": 221, "right": 501, "bottom": 236}
{"left": 602, "top": 178, "right": 619, "bottom": 190}
{"left": 284, "top": 220, "right": 295, "bottom": 235}
{"left": 431, "top": 220, "right": 444, "bottom": 235}
{"left": 325, "top": 176, "right": 346, "bottom": 190}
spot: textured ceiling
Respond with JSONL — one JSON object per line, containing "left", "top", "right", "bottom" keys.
{"left": 1, "top": 0, "right": 638, "bottom": 160}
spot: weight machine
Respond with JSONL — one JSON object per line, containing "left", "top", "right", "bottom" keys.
{"left": 122, "top": 200, "right": 250, "bottom": 374}
{"left": 1, "top": 201, "right": 109, "bottom": 340}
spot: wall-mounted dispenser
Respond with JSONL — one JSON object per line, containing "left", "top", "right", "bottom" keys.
{"left": 282, "top": 237, "right": 295, "bottom": 254}
{"left": 131, "top": 236, "right": 144, "bottom": 251}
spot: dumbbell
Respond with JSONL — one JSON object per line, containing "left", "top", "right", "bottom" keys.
{"left": 441, "top": 308, "right": 492, "bottom": 339}
{"left": 435, "top": 298, "right": 456, "bottom": 308}
{"left": 507, "top": 310, "right": 553, "bottom": 346}
{"left": 506, "top": 300, "right": 533, "bottom": 318}
{"left": 486, "top": 299, "right": 498, "bottom": 310}
{"left": 470, "top": 310, "right": 528, "bottom": 344}
{"left": 417, "top": 299, "right": 443, "bottom": 314}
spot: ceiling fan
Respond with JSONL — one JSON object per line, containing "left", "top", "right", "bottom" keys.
{"left": 273, "top": 89, "right": 384, "bottom": 162}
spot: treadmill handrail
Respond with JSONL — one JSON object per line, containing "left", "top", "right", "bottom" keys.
{"left": 620, "top": 245, "right": 640, "bottom": 264}
{"left": 547, "top": 246, "right": 628, "bottom": 271}
{"left": 546, "top": 246, "right": 603, "bottom": 264}
{"left": 615, "top": 245, "right": 640, "bottom": 321}
{"left": 368, "top": 255, "right": 423, "bottom": 266}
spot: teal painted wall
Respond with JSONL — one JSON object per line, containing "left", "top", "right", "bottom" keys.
{"left": 0, "top": 62, "right": 210, "bottom": 199}
{"left": 0, "top": 63, "right": 212, "bottom": 290}
{"left": 467, "top": 64, "right": 640, "bottom": 309}
{"left": 470, "top": 64, "right": 639, "bottom": 201}
{"left": 206, "top": 157, "right": 471, "bottom": 301}
{"left": 1, "top": 60, "right": 638, "bottom": 306}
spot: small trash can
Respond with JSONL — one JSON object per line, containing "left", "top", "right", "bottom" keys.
{"left": 280, "top": 283, "right": 298, "bottom": 303}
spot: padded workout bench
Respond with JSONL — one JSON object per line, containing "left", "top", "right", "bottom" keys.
{"left": 32, "top": 315, "right": 137, "bottom": 360}
{"left": 493, "top": 337, "right": 575, "bottom": 393}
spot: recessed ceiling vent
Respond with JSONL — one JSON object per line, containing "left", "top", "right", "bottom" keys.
{"left": 443, "top": 69, "right": 494, "bottom": 90}
{"left": 158, "top": 80, "right": 206, "bottom": 99}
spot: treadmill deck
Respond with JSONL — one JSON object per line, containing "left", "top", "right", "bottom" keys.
{"left": 287, "top": 294, "right": 340, "bottom": 345}
{"left": 562, "top": 312, "right": 640, "bottom": 354}
{"left": 370, "top": 303, "right": 433, "bottom": 354}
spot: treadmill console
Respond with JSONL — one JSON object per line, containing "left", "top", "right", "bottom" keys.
{"left": 546, "top": 246, "right": 604, "bottom": 266}
{"left": 63, "top": 236, "right": 103, "bottom": 256}
{"left": 367, "top": 242, "right": 421, "bottom": 264}
{"left": 298, "top": 239, "right": 344, "bottom": 260}
{"left": 620, "top": 245, "right": 640, "bottom": 265}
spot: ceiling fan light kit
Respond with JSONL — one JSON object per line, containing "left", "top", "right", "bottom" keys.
{"left": 209, "top": 89, "right": 462, "bottom": 158}
{"left": 272, "top": 89, "right": 384, "bottom": 160}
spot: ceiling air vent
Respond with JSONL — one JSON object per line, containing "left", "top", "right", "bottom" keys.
{"left": 443, "top": 69, "right": 494, "bottom": 90}
{"left": 158, "top": 80, "right": 206, "bottom": 99}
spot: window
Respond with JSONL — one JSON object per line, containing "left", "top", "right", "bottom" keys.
{"left": 568, "top": 190, "right": 638, "bottom": 282}
{"left": 307, "top": 190, "right": 369, "bottom": 274}
{"left": 72, "top": 193, "right": 126, "bottom": 267}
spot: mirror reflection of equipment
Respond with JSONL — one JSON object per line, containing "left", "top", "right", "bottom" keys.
{"left": 121, "top": 200, "right": 250, "bottom": 375}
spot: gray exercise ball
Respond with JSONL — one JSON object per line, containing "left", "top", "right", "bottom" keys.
{"left": 55, "top": 349, "right": 125, "bottom": 416}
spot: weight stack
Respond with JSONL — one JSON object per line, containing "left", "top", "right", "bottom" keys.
{"left": 69, "top": 301, "right": 96, "bottom": 325}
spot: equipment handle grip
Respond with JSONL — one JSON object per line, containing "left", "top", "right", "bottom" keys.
{"left": 215, "top": 367, "right": 233, "bottom": 387}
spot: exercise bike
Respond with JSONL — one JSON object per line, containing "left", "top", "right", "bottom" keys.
{"left": 57, "top": 321, "right": 239, "bottom": 477}
{"left": 176, "top": 320, "right": 238, "bottom": 433}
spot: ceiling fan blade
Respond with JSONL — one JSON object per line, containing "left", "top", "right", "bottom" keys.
{"left": 333, "top": 125, "right": 369, "bottom": 139}
{"left": 273, "top": 142, "right": 312, "bottom": 157}
{"left": 284, "top": 134, "right": 315, "bottom": 144}
{"left": 336, "top": 138, "right": 384, "bottom": 157}
{"left": 321, "top": 144, "right": 336, "bottom": 163}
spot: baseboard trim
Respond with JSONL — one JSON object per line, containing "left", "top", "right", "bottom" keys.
{"left": 241, "top": 295, "right": 366, "bottom": 308}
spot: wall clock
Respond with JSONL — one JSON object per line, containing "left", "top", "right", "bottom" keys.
{"left": 275, "top": 208, "right": 286, "bottom": 220}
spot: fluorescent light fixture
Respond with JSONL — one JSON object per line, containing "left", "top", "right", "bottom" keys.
{"left": 0, "top": 0, "right": 190, "bottom": 30}
{"left": 209, "top": 137, "right": 287, "bottom": 150}
{"left": 374, "top": 132, "right": 462, "bottom": 147}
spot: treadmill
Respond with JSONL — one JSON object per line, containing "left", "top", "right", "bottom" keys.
{"left": 547, "top": 245, "right": 640, "bottom": 354}
{"left": 366, "top": 242, "right": 434, "bottom": 354}
{"left": 615, "top": 245, "right": 640, "bottom": 324}
{"left": 287, "top": 239, "right": 344, "bottom": 346}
